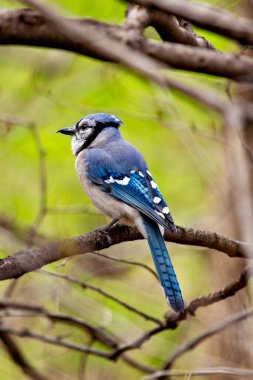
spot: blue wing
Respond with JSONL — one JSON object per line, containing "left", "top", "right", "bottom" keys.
{"left": 87, "top": 147, "right": 176, "bottom": 231}
{"left": 86, "top": 145, "right": 184, "bottom": 311}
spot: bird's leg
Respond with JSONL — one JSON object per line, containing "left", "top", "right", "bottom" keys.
{"left": 98, "top": 217, "right": 121, "bottom": 233}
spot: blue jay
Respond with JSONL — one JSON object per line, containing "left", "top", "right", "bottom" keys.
{"left": 58, "top": 113, "right": 184, "bottom": 312}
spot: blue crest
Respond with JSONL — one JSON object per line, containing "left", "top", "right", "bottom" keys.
{"left": 82, "top": 113, "right": 123, "bottom": 128}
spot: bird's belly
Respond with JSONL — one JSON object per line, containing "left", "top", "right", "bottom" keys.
{"left": 75, "top": 153, "right": 143, "bottom": 228}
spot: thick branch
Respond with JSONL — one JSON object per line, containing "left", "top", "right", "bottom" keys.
{"left": 3, "top": 6, "right": 253, "bottom": 120}
{"left": 127, "top": 0, "right": 253, "bottom": 45}
{"left": 125, "top": 5, "right": 215, "bottom": 49}
{"left": 1, "top": 9, "right": 253, "bottom": 81}
{"left": 0, "top": 224, "right": 251, "bottom": 281}
{"left": 142, "top": 40, "right": 253, "bottom": 81}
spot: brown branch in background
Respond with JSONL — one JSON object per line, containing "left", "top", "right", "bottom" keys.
{"left": 126, "top": 0, "right": 253, "bottom": 45}
{"left": 14, "top": 0, "right": 232, "bottom": 118}
{"left": 148, "top": 9, "right": 214, "bottom": 49}
{"left": 39, "top": 270, "right": 163, "bottom": 325}
{"left": 122, "top": 355, "right": 155, "bottom": 374}
{"left": 1, "top": 9, "right": 253, "bottom": 81}
{"left": 0, "top": 224, "right": 251, "bottom": 281}
{"left": 0, "top": 304, "right": 155, "bottom": 374}
{"left": 0, "top": 327, "right": 112, "bottom": 359}
{"left": 142, "top": 41, "right": 253, "bottom": 81}
{"left": 124, "top": 4, "right": 215, "bottom": 48}
{"left": 0, "top": 299, "right": 117, "bottom": 348}
{"left": 0, "top": 333, "right": 48, "bottom": 380}
{"left": 123, "top": 4, "right": 149, "bottom": 38}
{"left": 3, "top": 2, "right": 253, "bottom": 126}
{"left": 142, "top": 367, "right": 253, "bottom": 379}
{"left": 109, "top": 265, "right": 253, "bottom": 359}
{"left": 90, "top": 250, "right": 158, "bottom": 280}
{"left": 162, "top": 307, "right": 253, "bottom": 369}
{"left": 78, "top": 337, "right": 96, "bottom": 380}
{"left": 183, "top": 264, "right": 253, "bottom": 315}
{"left": 0, "top": 264, "right": 252, "bottom": 367}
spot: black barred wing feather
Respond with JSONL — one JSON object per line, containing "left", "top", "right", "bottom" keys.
{"left": 145, "top": 170, "right": 176, "bottom": 231}
{"left": 89, "top": 166, "right": 176, "bottom": 231}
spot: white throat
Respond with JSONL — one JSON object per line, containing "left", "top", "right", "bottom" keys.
{"left": 71, "top": 136, "right": 85, "bottom": 155}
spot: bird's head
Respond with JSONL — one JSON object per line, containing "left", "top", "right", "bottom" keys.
{"left": 58, "top": 113, "right": 123, "bottom": 155}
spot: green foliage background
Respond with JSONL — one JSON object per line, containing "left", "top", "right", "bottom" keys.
{"left": 0, "top": 1, "right": 238, "bottom": 379}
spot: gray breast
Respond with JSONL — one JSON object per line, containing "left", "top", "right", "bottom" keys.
{"left": 74, "top": 150, "right": 146, "bottom": 236}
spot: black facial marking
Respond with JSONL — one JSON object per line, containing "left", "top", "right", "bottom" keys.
{"left": 75, "top": 124, "right": 104, "bottom": 155}
{"left": 72, "top": 114, "right": 123, "bottom": 155}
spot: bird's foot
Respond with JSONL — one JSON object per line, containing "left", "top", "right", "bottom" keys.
{"left": 98, "top": 217, "right": 121, "bottom": 233}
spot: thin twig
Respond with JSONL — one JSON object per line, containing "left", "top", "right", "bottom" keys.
{"left": 0, "top": 299, "right": 117, "bottom": 348}
{"left": 39, "top": 270, "right": 163, "bottom": 325}
{"left": 90, "top": 251, "right": 158, "bottom": 280}
{"left": 0, "top": 333, "right": 48, "bottom": 380}
{"left": 142, "top": 367, "right": 253, "bottom": 379}
{"left": 0, "top": 327, "right": 112, "bottom": 359}
{"left": 163, "top": 308, "right": 253, "bottom": 369}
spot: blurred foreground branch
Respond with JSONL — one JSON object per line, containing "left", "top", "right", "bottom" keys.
{"left": 1, "top": 8, "right": 253, "bottom": 82}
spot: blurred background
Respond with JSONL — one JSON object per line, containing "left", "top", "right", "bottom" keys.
{"left": 0, "top": 0, "right": 252, "bottom": 379}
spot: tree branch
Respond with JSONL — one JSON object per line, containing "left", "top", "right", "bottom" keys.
{"left": 1, "top": 9, "right": 253, "bottom": 81}
{"left": 0, "top": 327, "right": 112, "bottom": 360}
{"left": 126, "top": 0, "right": 253, "bottom": 45}
{"left": 0, "top": 264, "right": 252, "bottom": 366}
{"left": 39, "top": 270, "right": 163, "bottom": 325}
{"left": 142, "top": 367, "right": 253, "bottom": 379}
{"left": 162, "top": 307, "right": 253, "bottom": 369}
{"left": 0, "top": 333, "right": 48, "bottom": 380}
{"left": 0, "top": 299, "right": 117, "bottom": 348}
{"left": 0, "top": 224, "right": 251, "bottom": 281}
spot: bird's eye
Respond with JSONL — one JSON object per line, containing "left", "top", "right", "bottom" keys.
{"left": 77, "top": 121, "right": 87, "bottom": 130}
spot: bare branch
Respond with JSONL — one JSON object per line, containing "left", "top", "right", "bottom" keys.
{"left": 89, "top": 251, "right": 158, "bottom": 280}
{"left": 147, "top": 9, "right": 215, "bottom": 49}
{"left": 126, "top": 0, "right": 253, "bottom": 45}
{"left": 101, "top": 264, "right": 253, "bottom": 359}
{"left": 142, "top": 367, "right": 253, "bottom": 379}
{"left": 0, "top": 333, "right": 48, "bottom": 380}
{"left": 39, "top": 270, "right": 163, "bottom": 325}
{"left": 0, "top": 224, "right": 251, "bottom": 281}
{"left": 125, "top": 5, "right": 215, "bottom": 49}
{"left": 142, "top": 40, "right": 253, "bottom": 81}
{"left": 0, "top": 327, "right": 112, "bottom": 359}
{"left": 162, "top": 308, "right": 253, "bottom": 369}
{"left": 3, "top": 6, "right": 253, "bottom": 124}
{"left": 0, "top": 9, "right": 253, "bottom": 81}
{"left": 0, "top": 264, "right": 252, "bottom": 367}
{"left": 0, "top": 299, "right": 117, "bottom": 348}
{"left": 183, "top": 264, "right": 253, "bottom": 315}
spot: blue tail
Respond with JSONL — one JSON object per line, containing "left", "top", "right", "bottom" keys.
{"left": 143, "top": 217, "right": 184, "bottom": 312}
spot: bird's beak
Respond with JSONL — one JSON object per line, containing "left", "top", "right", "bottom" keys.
{"left": 57, "top": 126, "right": 75, "bottom": 135}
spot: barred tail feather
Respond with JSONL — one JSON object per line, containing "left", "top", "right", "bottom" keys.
{"left": 143, "top": 217, "right": 184, "bottom": 312}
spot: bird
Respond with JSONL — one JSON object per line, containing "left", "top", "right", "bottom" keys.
{"left": 58, "top": 113, "right": 184, "bottom": 312}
